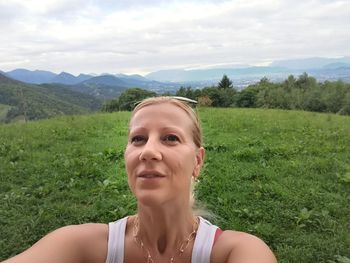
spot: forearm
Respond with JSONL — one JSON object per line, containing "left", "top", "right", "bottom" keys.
{"left": 2, "top": 226, "right": 83, "bottom": 263}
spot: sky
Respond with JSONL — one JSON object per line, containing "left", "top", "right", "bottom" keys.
{"left": 0, "top": 0, "right": 349, "bottom": 75}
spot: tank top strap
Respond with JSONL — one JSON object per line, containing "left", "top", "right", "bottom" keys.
{"left": 105, "top": 216, "right": 128, "bottom": 263}
{"left": 191, "top": 216, "right": 218, "bottom": 263}
{"left": 105, "top": 216, "right": 218, "bottom": 263}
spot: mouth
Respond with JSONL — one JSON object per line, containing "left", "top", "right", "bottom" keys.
{"left": 137, "top": 171, "right": 166, "bottom": 179}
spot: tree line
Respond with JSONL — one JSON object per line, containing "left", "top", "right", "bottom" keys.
{"left": 102, "top": 73, "right": 350, "bottom": 115}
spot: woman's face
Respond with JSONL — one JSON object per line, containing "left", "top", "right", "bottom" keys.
{"left": 125, "top": 102, "right": 204, "bottom": 206}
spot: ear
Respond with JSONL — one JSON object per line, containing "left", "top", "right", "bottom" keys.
{"left": 193, "top": 147, "right": 205, "bottom": 178}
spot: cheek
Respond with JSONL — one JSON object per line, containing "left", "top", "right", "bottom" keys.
{"left": 171, "top": 150, "right": 196, "bottom": 175}
{"left": 124, "top": 150, "right": 137, "bottom": 192}
{"left": 124, "top": 149, "right": 138, "bottom": 175}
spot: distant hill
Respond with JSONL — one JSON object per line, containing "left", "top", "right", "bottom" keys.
{"left": 145, "top": 57, "right": 350, "bottom": 83}
{"left": 3, "top": 56, "right": 350, "bottom": 89}
{"left": 307, "top": 66, "right": 350, "bottom": 83}
{"left": 51, "top": 72, "right": 77, "bottom": 85}
{"left": 5, "top": 69, "right": 94, "bottom": 85}
{"left": 115, "top": 73, "right": 171, "bottom": 90}
{"left": 270, "top": 57, "right": 350, "bottom": 70}
{"left": 145, "top": 66, "right": 289, "bottom": 82}
{"left": 6, "top": 69, "right": 57, "bottom": 84}
{"left": 115, "top": 73, "right": 150, "bottom": 81}
{"left": 323, "top": 62, "right": 350, "bottom": 69}
{"left": 3, "top": 69, "right": 178, "bottom": 94}
{"left": 0, "top": 73, "right": 21, "bottom": 84}
{"left": 0, "top": 103, "right": 11, "bottom": 122}
{"left": 4, "top": 68, "right": 165, "bottom": 89}
{"left": 77, "top": 73, "right": 94, "bottom": 83}
{"left": 0, "top": 73, "right": 101, "bottom": 123}
{"left": 70, "top": 74, "right": 178, "bottom": 98}
{"left": 71, "top": 75, "right": 128, "bottom": 99}
{"left": 82, "top": 75, "right": 127, "bottom": 86}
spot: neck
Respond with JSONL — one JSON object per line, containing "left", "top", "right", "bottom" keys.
{"left": 135, "top": 204, "right": 197, "bottom": 256}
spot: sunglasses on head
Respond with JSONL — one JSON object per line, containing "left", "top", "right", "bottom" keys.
{"left": 171, "top": 96, "right": 197, "bottom": 107}
{"left": 133, "top": 96, "right": 197, "bottom": 109}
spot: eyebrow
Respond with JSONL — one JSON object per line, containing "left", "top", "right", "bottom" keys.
{"left": 129, "top": 126, "right": 184, "bottom": 133}
{"left": 128, "top": 126, "right": 189, "bottom": 140}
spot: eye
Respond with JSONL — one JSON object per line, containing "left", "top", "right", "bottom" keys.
{"left": 163, "top": 134, "right": 180, "bottom": 144}
{"left": 130, "top": 135, "right": 146, "bottom": 145}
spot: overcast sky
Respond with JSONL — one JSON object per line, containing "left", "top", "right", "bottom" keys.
{"left": 0, "top": 0, "right": 349, "bottom": 75}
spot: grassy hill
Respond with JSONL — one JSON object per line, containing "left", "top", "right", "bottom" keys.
{"left": 0, "top": 73, "right": 102, "bottom": 123}
{"left": 0, "top": 108, "right": 349, "bottom": 262}
{"left": 0, "top": 103, "right": 12, "bottom": 122}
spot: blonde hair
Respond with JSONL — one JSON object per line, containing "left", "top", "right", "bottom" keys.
{"left": 131, "top": 96, "right": 203, "bottom": 148}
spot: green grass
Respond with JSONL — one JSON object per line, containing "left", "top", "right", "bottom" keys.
{"left": 0, "top": 108, "right": 349, "bottom": 262}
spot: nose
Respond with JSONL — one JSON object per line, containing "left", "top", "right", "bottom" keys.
{"left": 139, "top": 137, "right": 162, "bottom": 161}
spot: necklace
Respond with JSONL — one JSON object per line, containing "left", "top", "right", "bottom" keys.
{"left": 132, "top": 215, "right": 199, "bottom": 263}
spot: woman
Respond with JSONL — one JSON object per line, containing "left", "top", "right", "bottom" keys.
{"left": 3, "top": 96, "right": 277, "bottom": 263}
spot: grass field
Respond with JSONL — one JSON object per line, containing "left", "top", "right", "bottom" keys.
{"left": 0, "top": 108, "right": 349, "bottom": 262}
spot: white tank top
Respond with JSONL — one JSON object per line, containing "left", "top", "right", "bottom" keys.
{"left": 104, "top": 216, "right": 218, "bottom": 263}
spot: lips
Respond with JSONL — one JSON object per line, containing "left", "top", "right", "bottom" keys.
{"left": 138, "top": 170, "right": 165, "bottom": 179}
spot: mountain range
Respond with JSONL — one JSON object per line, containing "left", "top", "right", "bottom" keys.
{"left": 145, "top": 57, "right": 350, "bottom": 84}
{"left": 1, "top": 56, "right": 350, "bottom": 123}
{"left": 4, "top": 69, "right": 177, "bottom": 92}
{"left": 0, "top": 72, "right": 101, "bottom": 123}
{"left": 270, "top": 56, "right": 350, "bottom": 69}
{"left": 3, "top": 57, "right": 350, "bottom": 89}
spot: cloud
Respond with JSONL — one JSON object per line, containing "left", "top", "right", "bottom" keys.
{"left": 0, "top": 0, "right": 349, "bottom": 74}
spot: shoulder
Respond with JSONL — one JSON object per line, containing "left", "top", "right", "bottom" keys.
{"left": 53, "top": 223, "right": 108, "bottom": 239}
{"left": 4, "top": 223, "right": 109, "bottom": 263}
{"left": 211, "top": 230, "right": 277, "bottom": 263}
{"left": 53, "top": 223, "right": 109, "bottom": 263}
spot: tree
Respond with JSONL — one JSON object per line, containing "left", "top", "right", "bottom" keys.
{"left": 17, "top": 87, "right": 28, "bottom": 123}
{"left": 102, "top": 88, "right": 156, "bottom": 112}
{"left": 259, "top": 77, "right": 271, "bottom": 86}
{"left": 175, "top": 86, "right": 197, "bottom": 100}
{"left": 283, "top": 75, "right": 297, "bottom": 92}
{"left": 236, "top": 87, "right": 259, "bottom": 108}
{"left": 218, "top": 75, "right": 233, "bottom": 89}
{"left": 321, "top": 80, "right": 348, "bottom": 113}
{"left": 201, "top": 86, "right": 222, "bottom": 107}
{"left": 193, "top": 89, "right": 202, "bottom": 100}
{"left": 296, "top": 73, "right": 317, "bottom": 91}
{"left": 197, "top": 95, "right": 212, "bottom": 107}
{"left": 101, "top": 98, "right": 119, "bottom": 112}
{"left": 176, "top": 87, "right": 187, "bottom": 97}
{"left": 201, "top": 86, "right": 235, "bottom": 107}
{"left": 118, "top": 88, "right": 156, "bottom": 111}
{"left": 338, "top": 91, "right": 350, "bottom": 115}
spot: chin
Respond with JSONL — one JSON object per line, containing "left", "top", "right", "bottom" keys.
{"left": 136, "top": 190, "right": 172, "bottom": 207}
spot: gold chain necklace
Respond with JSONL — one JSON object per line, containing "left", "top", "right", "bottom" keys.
{"left": 132, "top": 215, "right": 199, "bottom": 263}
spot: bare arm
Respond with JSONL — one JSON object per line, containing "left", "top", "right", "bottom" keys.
{"left": 226, "top": 231, "right": 277, "bottom": 263}
{"left": 2, "top": 224, "right": 108, "bottom": 263}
